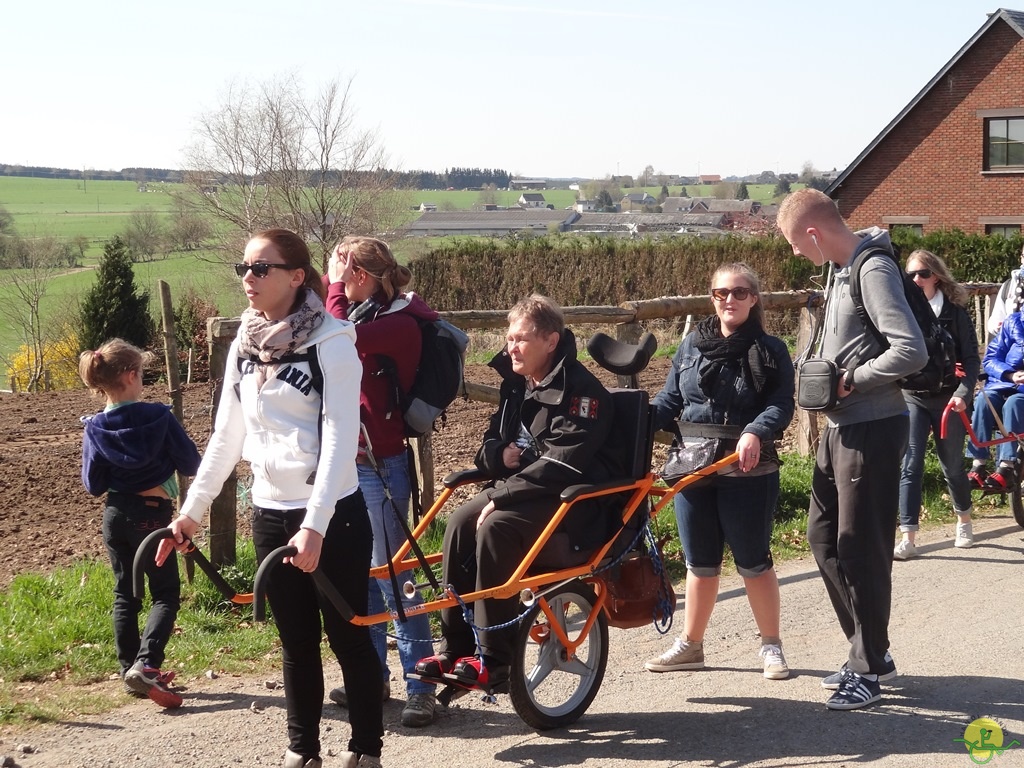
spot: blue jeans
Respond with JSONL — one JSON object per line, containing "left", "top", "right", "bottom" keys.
{"left": 673, "top": 471, "right": 778, "bottom": 578}
{"left": 899, "top": 396, "right": 972, "bottom": 529}
{"left": 101, "top": 492, "right": 179, "bottom": 675}
{"left": 967, "top": 390, "right": 1024, "bottom": 463}
{"left": 358, "top": 456, "right": 435, "bottom": 695}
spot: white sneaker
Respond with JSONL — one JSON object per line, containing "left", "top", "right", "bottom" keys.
{"left": 893, "top": 539, "right": 918, "bottom": 560}
{"left": 644, "top": 637, "right": 704, "bottom": 672}
{"left": 759, "top": 643, "right": 789, "bottom": 680}
{"left": 955, "top": 521, "right": 974, "bottom": 548}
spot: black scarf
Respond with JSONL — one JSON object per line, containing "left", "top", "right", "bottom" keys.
{"left": 694, "top": 314, "right": 769, "bottom": 399}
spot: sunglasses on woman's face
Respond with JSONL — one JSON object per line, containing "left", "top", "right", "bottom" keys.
{"left": 710, "top": 286, "right": 752, "bottom": 301}
{"left": 906, "top": 268, "right": 933, "bottom": 279}
{"left": 234, "top": 262, "right": 293, "bottom": 278}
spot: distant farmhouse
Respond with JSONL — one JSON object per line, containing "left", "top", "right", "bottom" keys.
{"left": 509, "top": 178, "right": 547, "bottom": 190}
{"left": 404, "top": 209, "right": 576, "bottom": 237}
{"left": 518, "top": 193, "right": 546, "bottom": 208}
{"left": 621, "top": 192, "right": 657, "bottom": 210}
{"left": 828, "top": 8, "right": 1024, "bottom": 235}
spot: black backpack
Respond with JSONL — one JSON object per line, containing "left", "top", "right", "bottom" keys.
{"left": 849, "top": 248, "right": 957, "bottom": 396}
{"left": 379, "top": 317, "right": 469, "bottom": 437}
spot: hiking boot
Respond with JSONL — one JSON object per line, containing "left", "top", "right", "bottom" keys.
{"left": 967, "top": 465, "right": 989, "bottom": 489}
{"left": 984, "top": 463, "right": 1016, "bottom": 491}
{"left": 443, "top": 656, "right": 509, "bottom": 692}
{"left": 338, "top": 752, "right": 382, "bottom": 768}
{"left": 644, "top": 637, "right": 705, "bottom": 672}
{"left": 893, "top": 539, "right": 918, "bottom": 560}
{"left": 822, "top": 651, "right": 896, "bottom": 689}
{"left": 409, "top": 653, "right": 458, "bottom": 684}
{"left": 328, "top": 680, "right": 390, "bottom": 709}
{"left": 955, "top": 521, "right": 974, "bottom": 548}
{"left": 401, "top": 691, "right": 437, "bottom": 727}
{"left": 284, "top": 749, "right": 322, "bottom": 768}
{"left": 825, "top": 669, "right": 882, "bottom": 710}
{"left": 124, "top": 660, "right": 181, "bottom": 707}
{"left": 759, "top": 642, "right": 789, "bottom": 680}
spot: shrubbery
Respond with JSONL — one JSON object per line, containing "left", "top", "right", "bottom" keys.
{"left": 6, "top": 328, "right": 80, "bottom": 392}
{"left": 411, "top": 230, "right": 1021, "bottom": 313}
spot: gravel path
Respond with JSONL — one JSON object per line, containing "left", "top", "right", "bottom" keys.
{"left": 3, "top": 516, "right": 1022, "bottom": 768}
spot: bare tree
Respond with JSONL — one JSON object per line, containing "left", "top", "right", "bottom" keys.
{"left": 179, "top": 74, "right": 406, "bottom": 270}
{"left": 123, "top": 208, "right": 165, "bottom": 262}
{"left": 0, "top": 237, "right": 63, "bottom": 391}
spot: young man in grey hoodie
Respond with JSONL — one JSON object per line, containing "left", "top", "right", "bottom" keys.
{"left": 777, "top": 189, "right": 927, "bottom": 711}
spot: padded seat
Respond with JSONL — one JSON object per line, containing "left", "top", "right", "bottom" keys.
{"left": 529, "top": 388, "right": 654, "bottom": 572}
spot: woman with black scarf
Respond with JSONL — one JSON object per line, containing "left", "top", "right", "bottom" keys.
{"left": 643, "top": 263, "right": 795, "bottom": 682}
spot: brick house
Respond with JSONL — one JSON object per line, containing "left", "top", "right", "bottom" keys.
{"left": 827, "top": 8, "right": 1024, "bottom": 236}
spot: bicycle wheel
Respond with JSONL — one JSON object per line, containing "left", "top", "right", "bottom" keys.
{"left": 509, "top": 582, "right": 608, "bottom": 730}
{"left": 1014, "top": 446, "right": 1024, "bottom": 528}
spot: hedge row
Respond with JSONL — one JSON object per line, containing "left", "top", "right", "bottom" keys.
{"left": 410, "top": 231, "right": 1024, "bottom": 312}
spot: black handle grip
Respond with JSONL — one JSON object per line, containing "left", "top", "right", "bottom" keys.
{"left": 252, "top": 544, "right": 355, "bottom": 623}
{"left": 133, "top": 529, "right": 174, "bottom": 600}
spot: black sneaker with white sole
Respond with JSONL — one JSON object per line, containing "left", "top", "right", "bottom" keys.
{"left": 821, "top": 651, "right": 896, "bottom": 690}
{"left": 825, "top": 670, "right": 882, "bottom": 710}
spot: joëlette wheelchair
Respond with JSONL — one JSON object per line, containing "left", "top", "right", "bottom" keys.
{"left": 941, "top": 396, "right": 1024, "bottom": 529}
{"left": 136, "top": 332, "right": 739, "bottom": 730}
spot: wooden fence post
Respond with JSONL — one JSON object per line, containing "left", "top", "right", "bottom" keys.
{"left": 411, "top": 434, "right": 434, "bottom": 519}
{"left": 614, "top": 321, "right": 642, "bottom": 388}
{"left": 207, "top": 317, "right": 239, "bottom": 567}
{"left": 794, "top": 304, "right": 818, "bottom": 457}
{"left": 158, "top": 281, "right": 195, "bottom": 581}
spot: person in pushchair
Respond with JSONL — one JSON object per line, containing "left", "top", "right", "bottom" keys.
{"left": 966, "top": 308, "right": 1024, "bottom": 492}
{"left": 412, "top": 294, "right": 623, "bottom": 692}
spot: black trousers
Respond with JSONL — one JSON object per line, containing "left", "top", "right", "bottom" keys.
{"left": 252, "top": 493, "right": 383, "bottom": 760}
{"left": 439, "top": 491, "right": 558, "bottom": 666}
{"left": 102, "top": 492, "right": 179, "bottom": 675}
{"left": 807, "top": 414, "right": 908, "bottom": 676}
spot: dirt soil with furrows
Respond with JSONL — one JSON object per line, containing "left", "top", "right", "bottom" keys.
{"left": 0, "top": 359, "right": 675, "bottom": 590}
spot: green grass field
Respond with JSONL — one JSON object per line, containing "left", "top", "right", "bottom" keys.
{"left": 0, "top": 251, "right": 246, "bottom": 370}
{"left": 0, "top": 177, "right": 178, "bottom": 256}
{"left": 0, "top": 175, "right": 785, "bottom": 370}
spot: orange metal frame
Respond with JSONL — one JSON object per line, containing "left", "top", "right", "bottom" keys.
{"left": 351, "top": 452, "right": 740, "bottom": 630}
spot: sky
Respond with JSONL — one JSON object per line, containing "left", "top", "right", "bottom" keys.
{"left": 0, "top": 0, "right": 1013, "bottom": 180}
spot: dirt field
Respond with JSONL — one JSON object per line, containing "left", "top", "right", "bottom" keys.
{"left": 0, "top": 359, "right": 673, "bottom": 589}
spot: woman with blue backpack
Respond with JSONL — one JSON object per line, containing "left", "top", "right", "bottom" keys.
{"left": 324, "top": 236, "right": 441, "bottom": 728}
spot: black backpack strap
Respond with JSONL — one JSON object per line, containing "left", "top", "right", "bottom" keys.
{"left": 848, "top": 247, "right": 891, "bottom": 350}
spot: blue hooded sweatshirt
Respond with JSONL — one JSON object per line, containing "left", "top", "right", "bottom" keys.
{"left": 81, "top": 402, "right": 201, "bottom": 496}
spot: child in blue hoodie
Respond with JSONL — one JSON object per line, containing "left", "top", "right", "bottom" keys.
{"left": 80, "top": 338, "right": 201, "bottom": 708}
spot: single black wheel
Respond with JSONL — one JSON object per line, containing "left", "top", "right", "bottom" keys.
{"left": 1013, "top": 446, "right": 1024, "bottom": 529}
{"left": 509, "top": 582, "right": 608, "bottom": 730}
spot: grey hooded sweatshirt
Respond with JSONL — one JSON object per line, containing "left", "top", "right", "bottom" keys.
{"left": 820, "top": 227, "right": 928, "bottom": 427}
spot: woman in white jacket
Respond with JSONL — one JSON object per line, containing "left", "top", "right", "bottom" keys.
{"left": 157, "top": 229, "right": 383, "bottom": 768}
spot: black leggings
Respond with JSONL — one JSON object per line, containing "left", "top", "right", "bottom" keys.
{"left": 252, "top": 493, "right": 383, "bottom": 759}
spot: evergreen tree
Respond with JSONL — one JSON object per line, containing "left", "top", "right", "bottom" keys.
{"left": 79, "top": 236, "right": 153, "bottom": 352}
{"left": 773, "top": 178, "right": 792, "bottom": 196}
{"left": 659, "top": 184, "right": 670, "bottom": 201}
{"left": 736, "top": 181, "right": 750, "bottom": 200}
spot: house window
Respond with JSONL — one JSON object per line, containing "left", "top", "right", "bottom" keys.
{"left": 986, "top": 224, "right": 1022, "bottom": 238}
{"left": 986, "top": 117, "right": 1024, "bottom": 169}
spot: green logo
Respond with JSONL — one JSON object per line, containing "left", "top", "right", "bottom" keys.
{"left": 954, "top": 718, "right": 1021, "bottom": 764}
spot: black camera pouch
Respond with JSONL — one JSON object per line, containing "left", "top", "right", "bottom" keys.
{"left": 797, "top": 358, "right": 840, "bottom": 411}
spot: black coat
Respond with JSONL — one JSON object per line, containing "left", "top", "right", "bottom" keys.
{"left": 476, "top": 330, "right": 623, "bottom": 547}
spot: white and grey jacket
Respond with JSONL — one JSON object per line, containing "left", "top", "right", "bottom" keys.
{"left": 179, "top": 316, "right": 362, "bottom": 536}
